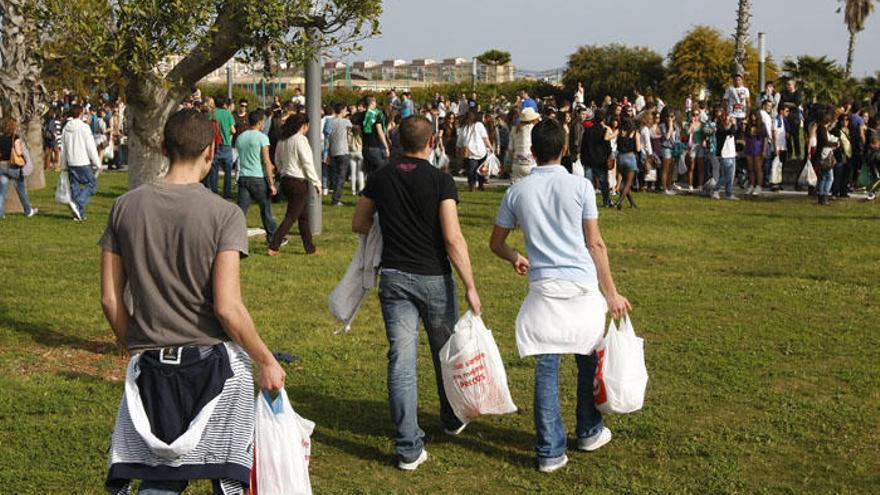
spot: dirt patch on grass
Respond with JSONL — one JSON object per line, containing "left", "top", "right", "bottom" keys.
{"left": 0, "top": 339, "right": 128, "bottom": 382}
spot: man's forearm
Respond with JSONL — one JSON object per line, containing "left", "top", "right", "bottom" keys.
{"left": 588, "top": 243, "right": 620, "bottom": 298}
{"left": 102, "top": 300, "right": 129, "bottom": 349}
{"left": 218, "top": 304, "right": 276, "bottom": 367}
{"left": 447, "top": 237, "right": 476, "bottom": 291}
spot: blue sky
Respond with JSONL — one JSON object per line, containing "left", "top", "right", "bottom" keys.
{"left": 354, "top": 0, "right": 880, "bottom": 77}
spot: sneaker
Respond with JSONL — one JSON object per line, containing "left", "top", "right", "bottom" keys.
{"left": 577, "top": 427, "right": 612, "bottom": 452}
{"left": 727, "top": 195, "right": 741, "bottom": 201}
{"left": 687, "top": 185, "right": 695, "bottom": 192}
{"left": 664, "top": 189, "right": 676, "bottom": 196}
{"left": 398, "top": 450, "right": 428, "bottom": 471}
{"left": 68, "top": 201, "right": 82, "bottom": 221}
{"left": 672, "top": 183, "right": 684, "bottom": 191}
{"left": 25, "top": 208, "right": 38, "bottom": 218}
{"left": 753, "top": 185, "right": 762, "bottom": 195}
{"left": 333, "top": 201, "right": 344, "bottom": 207}
{"left": 280, "top": 237, "right": 289, "bottom": 247}
{"left": 867, "top": 192, "right": 876, "bottom": 201}
{"left": 537, "top": 454, "right": 568, "bottom": 474}
{"left": 745, "top": 186, "right": 754, "bottom": 195}
{"left": 710, "top": 191, "right": 721, "bottom": 200}
{"left": 444, "top": 423, "right": 467, "bottom": 436}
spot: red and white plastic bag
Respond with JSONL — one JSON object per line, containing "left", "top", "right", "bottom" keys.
{"left": 440, "top": 311, "right": 517, "bottom": 424}
{"left": 594, "top": 315, "right": 648, "bottom": 414}
{"left": 251, "top": 389, "right": 315, "bottom": 495}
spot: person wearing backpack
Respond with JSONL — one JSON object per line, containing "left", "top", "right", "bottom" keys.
{"left": 490, "top": 118, "right": 630, "bottom": 473}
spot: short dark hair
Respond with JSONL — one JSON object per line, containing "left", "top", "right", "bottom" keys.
{"left": 333, "top": 102, "right": 346, "bottom": 114}
{"left": 281, "top": 113, "right": 309, "bottom": 140}
{"left": 238, "top": 98, "right": 249, "bottom": 105}
{"left": 248, "top": 109, "right": 265, "bottom": 127}
{"left": 530, "top": 119, "right": 567, "bottom": 164}
{"left": 398, "top": 116, "right": 433, "bottom": 153}
{"left": 163, "top": 109, "right": 214, "bottom": 163}
{"left": 69, "top": 104, "right": 83, "bottom": 118}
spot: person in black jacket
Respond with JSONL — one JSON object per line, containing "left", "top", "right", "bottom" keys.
{"left": 580, "top": 109, "right": 615, "bottom": 207}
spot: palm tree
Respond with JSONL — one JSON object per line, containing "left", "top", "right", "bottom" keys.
{"left": 781, "top": 55, "right": 847, "bottom": 103}
{"left": 839, "top": 0, "right": 876, "bottom": 78}
{"left": 732, "top": 0, "right": 752, "bottom": 77}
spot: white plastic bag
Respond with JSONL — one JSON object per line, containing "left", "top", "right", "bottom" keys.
{"left": 55, "top": 171, "right": 71, "bottom": 204}
{"left": 797, "top": 160, "right": 817, "bottom": 188}
{"left": 252, "top": 390, "right": 315, "bottom": 495}
{"left": 770, "top": 156, "right": 783, "bottom": 185}
{"left": 440, "top": 311, "right": 517, "bottom": 424}
{"left": 593, "top": 315, "right": 648, "bottom": 414}
{"left": 485, "top": 153, "right": 501, "bottom": 177}
{"left": 676, "top": 153, "right": 688, "bottom": 175}
{"left": 571, "top": 159, "right": 585, "bottom": 177}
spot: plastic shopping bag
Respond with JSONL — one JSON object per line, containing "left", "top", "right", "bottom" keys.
{"left": 770, "top": 156, "right": 783, "bottom": 185}
{"left": 593, "top": 315, "right": 648, "bottom": 414}
{"left": 55, "top": 171, "right": 71, "bottom": 204}
{"left": 676, "top": 153, "right": 688, "bottom": 176}
{"left": 797, "top": 160, "right": 817, "bottom": 188}
{"left": 572, "top": 159, "right": 585, "bottom": 178}
{"left": 483, "top": 153, "right": 501, "bottom": 177}
{"left": 251, "top": 390, "right": 315, "bottom": 495}
{"left": 440, "top": 311, "right": 517, "bottom": 424}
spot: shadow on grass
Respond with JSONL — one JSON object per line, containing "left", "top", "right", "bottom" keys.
{"left": 288, "top": 385, "right": 535, "bottom": 468}
{"left": 0, "top": 306, "right": 116, "bottom": 355}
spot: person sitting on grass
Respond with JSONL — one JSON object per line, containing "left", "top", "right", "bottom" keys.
{"left": 100, "top": 109, "right": 285, "bottom": 495}
{"left": 489, "top": 118, "right": 631, "bottom": 474}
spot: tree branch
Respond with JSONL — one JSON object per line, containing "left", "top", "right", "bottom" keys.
{"left": 165, "top": 6, "right": 246, "bottom": 94}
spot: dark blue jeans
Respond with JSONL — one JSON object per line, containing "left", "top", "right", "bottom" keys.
{"left": 207, "top": 145, "right": 234, "bottom": 198}
{"left": 465, "top": 156, "right": 487, "bottom": 187}
{"left": 378, "top": 269, "right": 463, "bottom": 463}
{"left": 534, "top": 353, "right": 604, "bottom": 462}
{"left": 237, "top": 176, "right": 277, "bottom": 243}
{"left": 331, "top": 154, "right": 350, "bottom": 203}
{"left": 0, "top": 165, "right": 33, "bottom": 218}
{"left": 363, "top": 147, "right": 387, "bottom": 176}
{"left": 68, "top": 166, "right": 97, "bottom": 218}
{"left": 586, "top": 166, "right": 611, "bottom": 207}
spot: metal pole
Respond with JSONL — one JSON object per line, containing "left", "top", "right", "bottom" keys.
{"left": 306, "top": 32, "right": 323, "bottom": 235}
{"left": 226, "top": 63, "right": 233, "bottom": 100}
{"left": 758, "top": 32, "right": 766, "bottom": 92}
{"left": 472, "top": 58, "right": 478, "bottom": 90}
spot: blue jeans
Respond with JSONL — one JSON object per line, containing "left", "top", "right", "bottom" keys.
{"left": 237, "top": 176, "right": 277, "bottom": 243}
{"left": 363, "top": 147, "right": 387, "bottom": 176}
{"left": 68, "top": 166, "right": 97, "bottom": 218}
{"left": 465, "top": 156, "right": 487, "bottom": 187}
{"left": 209, "top": 145, "right": 235, "bottom": 198}
{"left": 832, "top": 160, "right": 848, "bottom": 197}
{"left": 534, "top": 353, "right": 604, "bottom": 463}
{"left": 762, "top": 150, "right": 775, "bottom": 185}
{"left": 0, "top": 165, "right": 33, "bottom": 218}
{"left": 818, "top": 168, "right": 834, "bottom": 196}
{"left": 331, "top": 154, "right": 350, "bottom": 203}
{"left": 378, "top": 269, "right": 463, "bottom": 463}
{"left": 714, "top": 157, "right": 736, "bottom": 197}
{"left": 586, "top": 166, "right": 611, "bottom": 207}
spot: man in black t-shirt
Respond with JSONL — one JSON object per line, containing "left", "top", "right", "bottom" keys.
{"left": 778, "top": 79, "right": 803, "bottom": 158}
{"left": 352, "top": 116, "right": 482, "bottom": 471}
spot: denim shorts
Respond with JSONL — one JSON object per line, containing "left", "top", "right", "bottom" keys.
{"left": 617, "top": 152, "right": 638, "bottom": 173}
{"left": 661, "top": 148, "right": 673, "bottom": 161}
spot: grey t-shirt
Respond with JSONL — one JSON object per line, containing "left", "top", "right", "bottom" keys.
{"left": 99, "top": 182, "right": 249, "bottom": 352}
{"left": 329, "top": 117, "right": 352, "bottom": 157}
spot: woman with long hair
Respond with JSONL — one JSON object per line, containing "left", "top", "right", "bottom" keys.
{"left": 457, "top": 110, "right": 492, "bottom": 191}
{"left": 831, "top": 113, "right": 852, "bottom": 198}
{"left": 685, "top": 106, "right": 705, "bottom": 190}
{"left": 648, "top": 110, "right": 663, "bottom": 191}
{"left": 268, "top": 114, "right": 321, "bottom": 256}
{"left": 0, "top": 117, "right": 37, "bottom": 219}
{"left": 441, "top": 113, "right": 458, "bottom": 173}
{"left": 510, "top": 107, "right": 541, "bottom": 182}
{"left": 659, "top": 108, "right": 681, "bottom": 194}
{"left": 637, "top": 110, "right": 655, "bottom": 191}
{"left": 711, "top": 109, "right": 740, "bottom": 200}
{"left": 614, "top": 116, "right": 641, "bottom": 209}
{"left": 744, "top": 109, "right": 769, "bottom": 195}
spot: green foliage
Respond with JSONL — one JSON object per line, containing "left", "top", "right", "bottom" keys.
{"left": 563, "top": 44, "right": 666, "bottom": 102}
{"left": 476, "top": 49, "right": 512, "bottom": 66}
{"left": 781, "top": 56, "right": 847, "bottom": 103}
{"left": 196, "top": 83, "right": 261, "bottom": 108}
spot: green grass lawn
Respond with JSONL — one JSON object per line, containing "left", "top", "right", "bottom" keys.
{"left": 1, "top": 171, "right": 878, "bottom": 494}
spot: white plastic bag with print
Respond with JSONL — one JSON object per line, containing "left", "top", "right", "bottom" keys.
{"left": 797, "top": 160, "right": 817, "bottom": 188}
{"left": 251, "top": 390, "right": 315, "bottom": 495}
{"left": 770, "top": 156, "right": 783, "bottom": 185}
{"left": 440, "top": 311, "right": 517, "bottom": 424}
{"left": 55, "top": 171, "right": 71, "bottom": 204}
{"left": 593, "top": 315, "right": 648, "bottom": 414}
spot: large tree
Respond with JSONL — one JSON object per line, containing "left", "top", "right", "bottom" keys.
{"left": 563, "top": 44, "right": 666, "bottom": 102}
{"left": 732, "top": 0, "right": 752, "bottom": 77}
{"left": 781, "top": 55, "right": 847, "bottom": 104}
{"left": 839, "top": 0, "right": 877, "bottom": 78}
{"left": 33, "top": 0, "right": 381, "bottom": 188}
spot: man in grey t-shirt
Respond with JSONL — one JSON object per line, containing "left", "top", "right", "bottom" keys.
{"left": 329, "top": 102, "right": 352, "bottom": 206}
{"left": 99, "top": 109, "right": 284, "bottom": 494}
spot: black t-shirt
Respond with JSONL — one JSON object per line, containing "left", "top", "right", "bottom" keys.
{"left": 363, "top": 157, "right": 459, "bottom": 275}
{"left": 581, "top": 124, "right": 611, "bottom": 167}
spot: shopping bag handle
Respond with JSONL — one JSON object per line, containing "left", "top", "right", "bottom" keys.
{"left": 261, "top": 390, "right": 286, "bottom": 415}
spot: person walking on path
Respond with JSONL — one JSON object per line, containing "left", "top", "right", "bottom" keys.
{"left": 0, "top": 117, "right": 37, "bottom": 219}
{"left": 235, "top": 110, "right": 278, "bottom": 246}
{"left": 268, "top": 114, "right": 321, "bottom": 257}
{"left": 351, "top": 115, "right": 482, "bottom": 472}
{"left": 60, "top": 104, "right": 101, "bottom": 221}
{"left": 100, "top": 109, "right": 285, "bottom": 495}
{"left": 581, "top": 109, "right": 615, "bottom": 206}
{"left": 358, "top": 96, "right": 390, "bottom": 176}
{"left": 489, "top": 118, "right": 631, "bottom": 474}
{"left": 328, "top": 103, "right": 353, "bottom": 206}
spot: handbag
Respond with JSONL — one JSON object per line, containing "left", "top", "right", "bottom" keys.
{"left": 10, "top": 136, "right": 26, "bottom": 167}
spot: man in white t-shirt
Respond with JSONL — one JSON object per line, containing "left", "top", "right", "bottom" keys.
{"left": 489, "top": 119, "right": 631, "bottom": 474}
{"left": 456, "top": 112, "right": 492, "bottom": 192}
{"left": 724, "top": 74, "right": 751, "bottom": 123}
{"left": 290, "top": 87, "right": 306, "bottom": 107}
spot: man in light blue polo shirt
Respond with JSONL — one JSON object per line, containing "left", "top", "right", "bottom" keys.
{"left": 489, "top": 119, "right": 631, "bottom": 474}
{"left": 235, "top": 109, "right": 277, "bottom": 245}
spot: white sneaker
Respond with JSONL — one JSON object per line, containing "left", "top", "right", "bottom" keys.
{"left": 687, "top": 185, "right": 695, "bottom": 192}
{"left": 672, "top": 183, "right": 684, "bottom": 191}
{"left": 710, "top": 191, "right": 721, "bottom": 200}
{"left": 753, "top": 185, "right": 762, "bottom": 195}
{"left": 398, "top": 450, "right": 428, "bottom": 471}
{"left": 746, "top": 186, "right": 754, "bottom": 195}
{"left": 727, "top": 195, "right": 741, "bottom": 201}
{"left": 67, "top": 201, "right": 82, "bottom": 221}
{"left": 444, "top": 423, "right": 467, "bottom": 436}
{"left": 537, "top": 454, "right": 568, "bottom": 474}
{"left": 664, "top": 189, "right": 676, "bottom": 196}
{"left": 577, "top": 427, "right": 612, "bottom": 452}
{"left": 26, "top": 208, "right": 39, "bottom": 218}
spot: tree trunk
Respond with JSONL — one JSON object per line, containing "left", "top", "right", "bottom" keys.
{"left": 733, "top": 0, "right": 752, "bottom": 77}
{"left": 845, "top": 31, "right": 856, "bottom": 79}
{"left": 124, "top": 76, "right": 181, "bottom": 189}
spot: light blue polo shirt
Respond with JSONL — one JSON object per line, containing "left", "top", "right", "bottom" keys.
{"left": 495, "top": 165, "right": 599, "bottom": 284}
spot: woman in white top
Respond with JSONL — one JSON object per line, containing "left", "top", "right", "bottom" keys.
{"left": 510, "top": 107, "right": 541, "bottom": 182}
{"left": 268, "top": 114, "right": 321, "bottom": 256}
{"left": 456, "top": 110, "right": 493, "bottom": 191}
